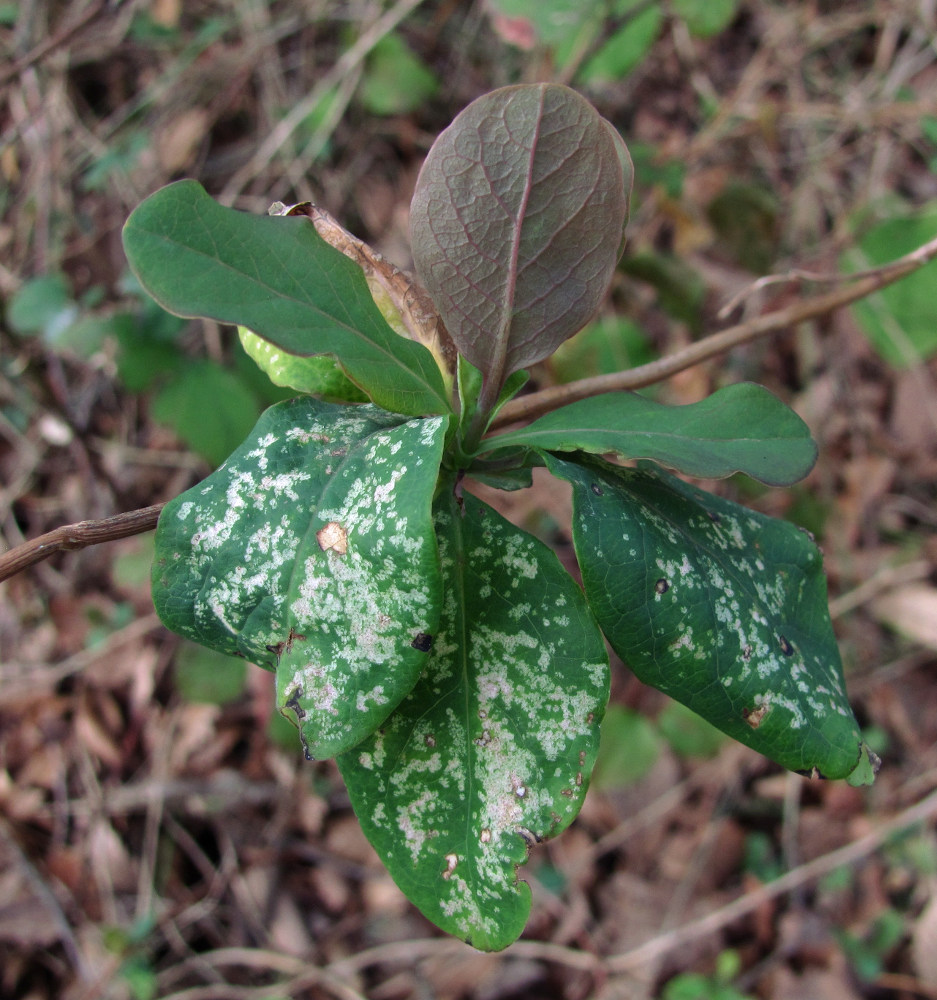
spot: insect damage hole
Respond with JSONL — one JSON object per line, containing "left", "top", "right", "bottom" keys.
{"left": 442, "top": 853, "right": 458, "bottom": 880}
{"left": 316, "top": 521, "right": 348, "bottom": 554}
{"left": 654, "top": 578, "right": 670, "bottom": 595}
{"left": 744, "top": 704, "right": 770, "bottom": 729}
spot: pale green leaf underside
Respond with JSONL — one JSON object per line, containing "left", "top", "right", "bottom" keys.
{"left": 545, "top": 454, "right": 864, "bottom": 780}
{"left": 339, "top": 489, "right": 609, "bottom": 951}
{"left": 239, "top": 327, "right": 367, "bottom": 402}
{"left": 482, "top": 383, "right": 817, "bottom": 486}
{"left": 152, "top": 398, "right": 448, "bottom": 758}
{"left": 122, "top": 180, "right": 450, "bottom": 417}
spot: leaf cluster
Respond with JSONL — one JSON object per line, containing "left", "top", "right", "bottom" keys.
{"left": 123, "top": 84, "right": 875, "bottom": 950}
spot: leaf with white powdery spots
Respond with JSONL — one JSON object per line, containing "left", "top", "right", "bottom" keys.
{"left": 152, "top": 397, "right": 448, "bottom": 758}
{"left": 338, "top": 488, "right": 609, "bottom": 950}
{"left": 545, "top": 453, "right": 869, "bottom": 781}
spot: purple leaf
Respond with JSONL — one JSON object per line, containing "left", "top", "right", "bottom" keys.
{"left": 410, "top": 84, "right": 632, "bottom": 394}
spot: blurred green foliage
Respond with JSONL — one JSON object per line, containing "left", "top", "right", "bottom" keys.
{"left": 836, "top": 908, "right": 905, "bottom": 982}
{"left": 360, "top": 32, "right": 439, "bottom": 115}
{"left": 549, "top": 315, "right": 654, "bottom": 383}
{"left": 662, "top": 950, "right": 754, "bottom": 1000}
{"left": 845, "top": 202, "right": 937, "bottom": 367}
{"left": 591, "top": 700, "right": 726, "bottom": 791}
{"left": 173, "top": 642, "right": 248, "bottom": 705}
{"left": 485, "top": 0, "right": 739, "bottom": 83}
{"left": 8, "top": 269, "right": 290, "bottom": 465}
{"left": 592, "top": 704, "right": 661, "bottom": 789}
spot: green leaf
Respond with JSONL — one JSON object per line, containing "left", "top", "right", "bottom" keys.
{"left": 846, "top": 742, "right": 880, "bottom": 787}
{"left": 8, "top": 273, "right": 76, "bottom": 338}
{"left": 592, "top": 705, "right": 660, "bottom": 789}
{"left": 152, "top": 397, "right": 449, "bottom": 758}
{"left": 151, "top": 360, "right": 262, "bottom": 466}
{"left": 238, "top": 327, "right": 368, "bottom": 402}
{"left": 409, "top": 84, "right": 631, "bottom": 391}
{"left": 657, "top": 701, "right": 725, "bottom": 759}
{"left": 123, "top": 180, "right": 450, "bottom": 417}
{"left": 481, "top": 383, "right": 818, "bottom": 486}
{"left": 544, "top": 454, "right": 867, "bottom": 780}
{"left": 360, "top": 32, "right": 439, "bottom": 116}
{"left": 174, "top": 642, "right": 248, "bottom": 705}
{"left": 844, "top": 203, "right": 937, "bottom": 367}
{"left": 672, "top": 0, "right": 739, "bottom": 39}
{"left": 549, "top": 315, "right": 654, "bottom": 383}
{"left": 485, "top": 0, "right": 599, "bottom": 48}
{"left": 456, "top": 355, "right": 528, "bottom": 455}
{"left": 577, "top": 3, "right": 662, "bottom": 83}
{"left": 338, "top": 488, "right": 609, "bottom": 950}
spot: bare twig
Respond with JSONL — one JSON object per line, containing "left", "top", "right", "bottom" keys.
{"left": 0, "top": 503, "right": 165, "bottom": 583}
{"left": 604, "top": 787, "right": 937, "bottom": 974}
{"left": 158, "top": 949, "right": 367, "bottom": 1000}
{"left": 0, "top": 0, "right": 106, "bottom": 89}
{"left": 321, "top": 788, "right": 937, "bottom": 980}
{"left": 219, "top": 0, "right": 430, "bottom": 204}
{"left": 715, "top": 262, "right": 921, "bottom": 320}
{"left": 492, "top": 234, "right": 937, "bottom": 430}
{"left": 0, "top": 818, "right": 90, "bottom": 981}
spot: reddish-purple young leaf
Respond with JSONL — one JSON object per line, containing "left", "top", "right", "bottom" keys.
{"left": 410, "top": 84, "right": 631, "bottom": 394}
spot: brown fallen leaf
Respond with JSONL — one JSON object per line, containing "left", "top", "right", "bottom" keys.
{"left": 913, "top": 882, "right": 937, "bottom": 986}
{"left": 871, "top": 584, "right": 937, "bottom": 652}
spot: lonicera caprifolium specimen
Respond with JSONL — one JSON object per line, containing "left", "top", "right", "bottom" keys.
{"left": 123, "top": 84, "right": 877, "bottom": 950}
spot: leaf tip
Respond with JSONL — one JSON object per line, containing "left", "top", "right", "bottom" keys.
{"left": 845, "top": 742, "right": 882, "bottom": 787}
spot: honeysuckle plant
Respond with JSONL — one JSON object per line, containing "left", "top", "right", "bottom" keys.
{"left": 121, "top": 83, "right": 878, "bottom": 950}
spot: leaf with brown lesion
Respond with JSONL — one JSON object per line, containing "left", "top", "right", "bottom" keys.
{"left": 270, "top": 200, "right": 456, "bottom": 386}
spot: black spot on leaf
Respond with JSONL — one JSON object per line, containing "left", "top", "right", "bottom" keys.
{"left": 411, "top": 632, "right": 433, "bottom": 652}
{"left": 778, "top": 634, "right": 794, "bottom": 656}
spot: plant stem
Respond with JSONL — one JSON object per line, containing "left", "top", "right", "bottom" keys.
{"left": 459, "top": 374, "right": 502, "bottom": 460}
{"left": 492, "top": 234, "right": 937, "bottom": 429}
{"left": 0, "top": 504, "right": 165, "bottom": 583}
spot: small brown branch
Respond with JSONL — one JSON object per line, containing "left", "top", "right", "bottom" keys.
{"left": 492, "top": 234, "right": 937, "bottom": 429}
{"left": 0, "top": 503, "right": 165, "bottom": 584}
{"left": 0, "top": 0, "right": 106, "bottom": 89}
{"left": 604, "top": 786, "right": 937, "bottom": 974}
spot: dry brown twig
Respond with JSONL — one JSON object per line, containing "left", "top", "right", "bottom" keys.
{"left": 492, "top": 231, "right": 937, "bottom": 428}
{"left": 2, "top": 234, "right": 937, "bottom": 583}
{"left": 218, "top": 0, "right": 430, "bottom": 204}
{"left": 0, "top": 504, "right": 164, "bottom": 583}
{"left": 318, "top": 788, "right": 937, "bottom": 983}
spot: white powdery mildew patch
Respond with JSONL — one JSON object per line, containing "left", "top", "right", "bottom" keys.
{"left": 439, "top": 874, "right": 500, "bottom": 939}
{"left": 356, "top": 685, "right": 389, "bottom": 712}
{"left": 394, "top": 785, "right": 442, "bottom": 865}
{"left": 658, "top": 488, "right": 852, "bottom": 728}
{"left": 357, "top": 729, "right": 387, "bottom": 771}
{"left": 500, "top": 533, "right": 539, "bottom": 584}
{"left": 290, "top": 541, "right": 432, "bottom": 672}
{"left": 473, "top": 619, "right": 603, "bottom": 757}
